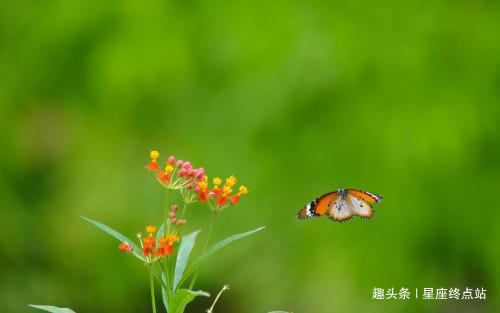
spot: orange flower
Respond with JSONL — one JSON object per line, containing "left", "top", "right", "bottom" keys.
{"left": 142, "top": 245, "right": 154, "bottom": 257}
{"left": 222, "top": 184, "right": 233, "bottom": 197}
{"left": 159, "top": 236, "right": 169, "bottom": 246}
{"left": 156, "top": 171, "right": 170, "bottom": 183}
{"left": 143, "top": 235, "right": 155, "bottom": 247}
{"left": 230, "top": 185, "right": 249, "bottom": 205}
{"left": 216, "top": 195, "right": 227, "bottom": 206}
{"left": 155, "top": 244, "right": 173, "bottom": 257}
{"left": 146, "top": 150, "right": 160, "bottom": 171}
{"left": 142, "top": 235, "right": 156, "bottom": 257}
{"left": 197, "top": 179, "right": 209, "bottom": 201}
{"left": 118, "top": 242, "right": 132, "bottom": 253}
{"left": 230, "top": 194, "right": 240, "bottom": 204}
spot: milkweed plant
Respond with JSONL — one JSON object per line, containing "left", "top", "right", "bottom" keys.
{"left": 29, "top": 150, "right": 265, "bottom": 313}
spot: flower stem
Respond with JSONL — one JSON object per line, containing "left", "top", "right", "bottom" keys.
{"left": 207, "top": 284, "right": 229, "bottom": 313}
{"left": 164, "top": 190, "right": 170, "bottom": 237}
{"left": 149, "top": 267, "right": 157, "bottom": 313}
{"left": 188, "top": 210, "right": 217, "bottom": 289}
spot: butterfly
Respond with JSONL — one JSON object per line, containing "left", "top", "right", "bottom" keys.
{"left": 296, "top": 188, "right": 383, "bottom": 222}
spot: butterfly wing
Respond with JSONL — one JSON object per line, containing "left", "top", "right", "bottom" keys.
{"left": 297, "top": 192, "right": 340, "bottom": 220}
{"left": 345, "top": 189, "right": 383, "bottom": 203}
{"left": 345, "top": 194, "right": 373, "bottom": 218}
{"left": 328, "top": 196, "right": 354, "bottom": 222}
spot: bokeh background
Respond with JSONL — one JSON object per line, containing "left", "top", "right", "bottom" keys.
{"left": 1, "top": 1, "right": 499, "bottom": 312}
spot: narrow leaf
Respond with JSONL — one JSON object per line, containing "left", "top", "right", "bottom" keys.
{"left": 161, "top": 272, "right": 169, "bottom": 312}
{"left": 81, "top": 216, "right": 140, "bottom": 253}
{"left": 168, "top": 289, "right": 209, "bottom": 313}
{"left": 173, "top": 230, "right": 201, "bottom": 290}
{"left": 207, "top": 226, "right": 265, "bottom": 256}
{"left": 156, "top": 224, "right": 165, "bottom": 242}
{"left": 178, "top": 226, "right": 265, "bottom": 287}
{"left": 28, "top": 305, "right": 76, "bottom": 313}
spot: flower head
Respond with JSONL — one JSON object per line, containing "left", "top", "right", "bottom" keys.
{"left": 119, "top": 242, "right": 132, "bottom": 253}
{"left": 167, "top": 156, "right": 176, "bottom": 165}
{"left": 225, "top": 175, "right": 237, "bottom": 187}
{"left": 146, "top": 150, "right": 160, "bottom": 171}
{"left": 146, "top": 225, "right": 157, "bottom": 234}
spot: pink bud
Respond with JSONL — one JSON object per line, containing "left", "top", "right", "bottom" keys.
{"left": 178, "top": 168, "right": 187, "bottom": 176}
{"left": 186, "top": 168, "right": 194, "bottom": 176}
{"left": 171, "top": 218, "right": 177, "bottom": 224}
{"left": 209, "top": 191, "right": 216, "bottom": 198}
{"left": 183, "top": 161, "right": 192, "bottom": 169}
{"left": 167, "top": 156, "right": 176, "bottom": 165}
{"left": 169, "top": 211, "right": 176, "bottom": 218}
{"left": 195, "top": 170, "right": 205, "bottom": 180}
{"left": 171, "top": 204, "right": 178, "bottom": 211}
{"left": 194, "top": 185, "right": 200, "bottom": 193}
{"left": 177, "top": 219, "right": 186, "bottom": 225}
{"left": 176, "top": 160, "right": 184, "bottom": 168}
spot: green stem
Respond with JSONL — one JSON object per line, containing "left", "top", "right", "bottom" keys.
{"left": 149, "top": 267, "right": 157, "bottom": 313}
{"left": 180, "top": 201, "right": 188, "bottom": 220}
{"left": 164, "top": 190, "right": 170, "bottom": 237}
{"left": 188, "top": 210, "right": 217, "bottom": 289}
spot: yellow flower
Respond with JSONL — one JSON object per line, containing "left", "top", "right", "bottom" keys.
{"left": 198, "top": 180, "right": 208, "bottom": 192}
{"left": 146, "top": 225, "right": 157, "bottom": 234}
{"left": 165, "top": 164, "right": 174, "bottom": 174}
{"left": 225, "top": 175, "right": 237, "bottom": 187}
{"left": 222, "top": 184, "right": 233, "bottom": 196}
{"left": 168, "top": 234, "right": 180, "bottom": 243}
{"left": 238, "top": 185, "right": 249, "bottom": 195}
{"left": 213, "top": 177, "right": 222, "bottom": 186}
{"left": 150, "top": 150, "right": 160, "bottom": 160}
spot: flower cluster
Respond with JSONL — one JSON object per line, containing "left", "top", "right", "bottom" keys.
{"left": 146, "top": 150, "right": 206, "bottom": 191}
{"left": 196, "top": 175, "right": 249, "bottom": 211}
{"left": 168, "top": 204, "right": 186, "bottom": 226}
{"left": 118, "top": 225, "right": 180, "bottom": 263}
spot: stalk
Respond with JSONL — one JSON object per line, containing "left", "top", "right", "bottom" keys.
{"left": 164, "top": 190, "right": 170, "bottom": 237}
{"left": 207, "top": 285, "right": 229, "bottom": 313}
{"left": 188, "top": 210, "right": 217, "bottom": 289}
{"left": 149, "top": 267, "right": 157, "bottom": 313}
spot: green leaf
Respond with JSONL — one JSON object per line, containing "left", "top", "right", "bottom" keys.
{"left": 173, "top": 230, "right": 201, "bottom": 290}
{"left": 168, "top": 289, "right": 209, "bottom": 313}
{"left": 81, "top": 216, "right": 140, "bottom": 253}
{"left": 206, "top": 226, "right": 265, "bottom": 256}
{"left": 156, "top": 224, "right": 165, "bottom": 242}
{"left": 28, "top": 305, "right": 76, "bottom": 313}
{"left": 151, "top": 262, "right": 167, "bottom": 289}
{"left": 162, "top": 272, "right": 169, "bottom": 311}
{"left": 178, "top": 226, "right": 265, "bottom": 287}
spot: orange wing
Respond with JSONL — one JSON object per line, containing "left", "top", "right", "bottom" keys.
{"left": 296, "top": 192, "right": 340, "bottom": 219}
{"left": 346, "top": 189, "right": 383, "bottom": 204}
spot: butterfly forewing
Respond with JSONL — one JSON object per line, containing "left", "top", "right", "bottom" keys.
{"left": 346, "top": 189, "right": 383, "bottom": 203}
{"left": 296, "top": 192, "right": 340, "bottom": 219}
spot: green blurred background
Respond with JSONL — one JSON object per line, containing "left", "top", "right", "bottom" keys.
{"left": 1, "top": 0, "right": 499, "bottom": 312}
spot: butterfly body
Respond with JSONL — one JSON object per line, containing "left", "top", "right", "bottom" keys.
{"left": 297, "top": 188, "right": 383, "bottom": 222}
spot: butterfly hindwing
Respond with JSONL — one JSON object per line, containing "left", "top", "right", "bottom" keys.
{"left": 346, "top": 194, "right": 373, "bottom": 218}
{"left": 328, "top": 198, "right": 353, "bottom": 222}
